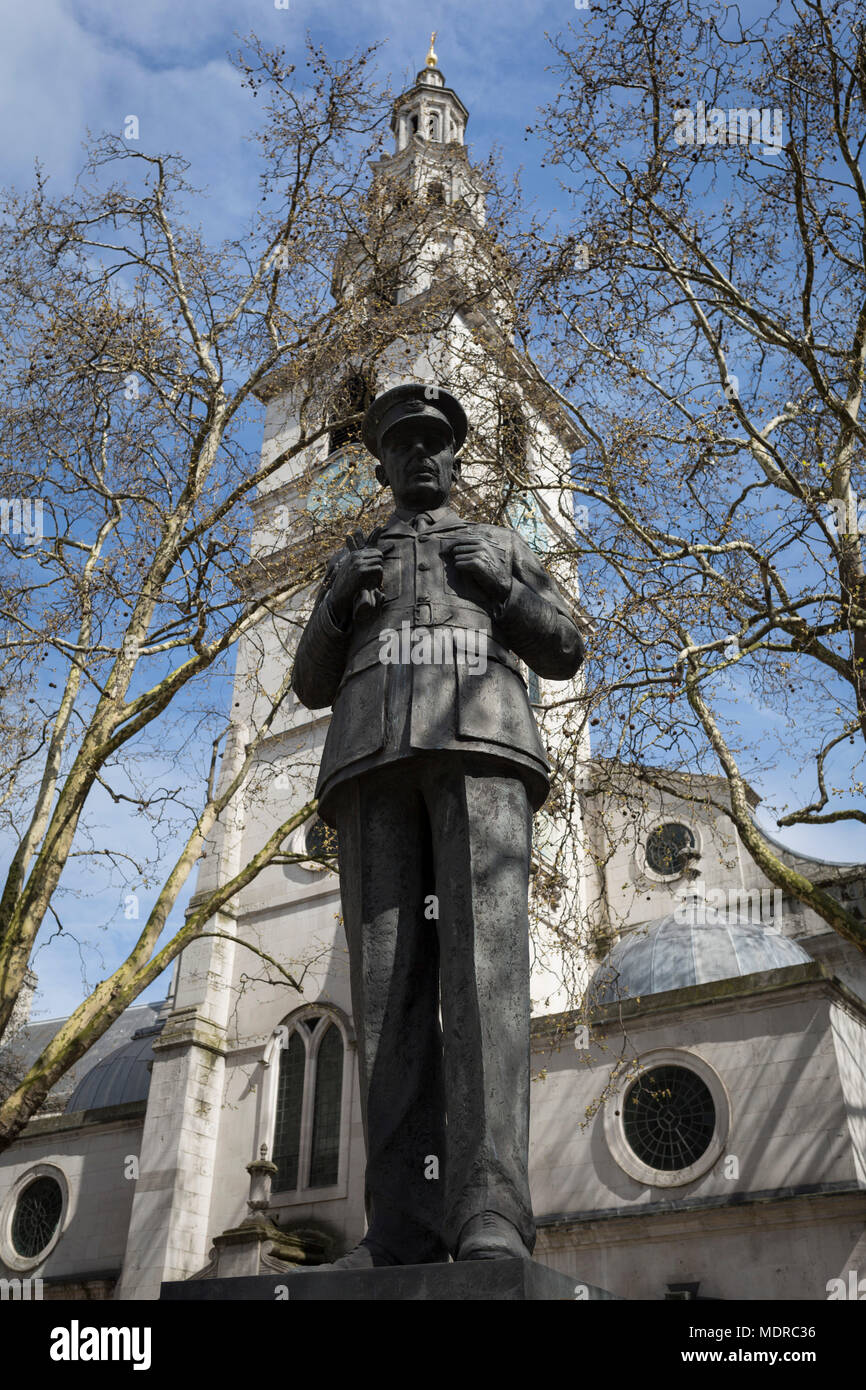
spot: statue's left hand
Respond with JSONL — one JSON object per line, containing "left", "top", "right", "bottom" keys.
{"left": 448, "top": 537, "right": 512, "bottom": 605}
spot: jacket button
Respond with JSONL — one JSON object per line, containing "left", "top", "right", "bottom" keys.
{"left": 418, "top": 534, "right": 430, "bottom": 542}
{"left": 418, "top": 561, "right": 429, "bottom": 571}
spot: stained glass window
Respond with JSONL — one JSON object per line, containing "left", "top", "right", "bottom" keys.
{"left": 271, "top": 1019, "right": 345, "bottom": 1194}
{"left": 11, "top": 1176, "right": 63, "bottom": 1258}
{"left": 309, "top": 1026, "right": 344, "bottom": 1188}
{"left": 623, "top": 1066, "right": 715, "bottom": 1171}
{"left": 272, "top": 1032, "right": 305, "bottom": 1192}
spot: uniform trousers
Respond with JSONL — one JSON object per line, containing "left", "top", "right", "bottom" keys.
{"left": 331, "top": 751, "right": 536, "bottom": 1262}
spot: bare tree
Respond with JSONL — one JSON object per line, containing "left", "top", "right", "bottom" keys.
{"left": 0, "top": 36, "right": 450, "bottom": 1148}
{"left": 493, "top": 0, "right": 866, "bottom": 952}
{"left": 0, "top": 27, "right": 539, "bottom": 1149}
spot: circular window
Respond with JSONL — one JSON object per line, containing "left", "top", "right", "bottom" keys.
{"left": 305, "top": 816, "right": 337, "bottom": 862}
{"left": 11, "top": 1176, "right": 63, "bottom": 1259}
{"left": 604, "top": 1049, "right": 729, "bottom": 1188}
{"left": 645, "top": 822, "right": 696, "bottom": 877}
{"left": 286, "top": 816, "right": 338, "bottom": 873}
{"left": 623, "top": 1065, "right": 715, "bottom": 1171}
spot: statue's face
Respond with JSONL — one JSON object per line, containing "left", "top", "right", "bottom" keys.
{"left": 376, "top": 418, "right": 458, "bottom": 511}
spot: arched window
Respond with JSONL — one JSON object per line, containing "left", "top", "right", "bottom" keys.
{"left": 427, "top": 180, "right": 446, "bottom": 206}
{"left": 368, "top": 264, "right": 400, "bottom": 309}
{"left": 272, "top": 1032, "right": 304, "bottom": 1190}
{"left": 500, "top": 394, "right": 527, "bottom": 470}
{"left": 272, "top": 1013, "right": 346, "bottom": 1194}
{"left": 327, "top": 373, "right": 373, "bottom": 455}
{"left": 427, "top": 111, "right": 441, "bottom": 141}
{"left": 309, "top": 1025, "right": 343, "bottom": 1186}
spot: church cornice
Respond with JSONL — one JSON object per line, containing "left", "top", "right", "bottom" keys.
{"left": 370, "top": 139, "right": 480, "bottom": 182}
{"left": 253, "top": 271, "right": 584, "bottom": 464}
{"left": 535, "top": 1181, "right": 866, "bottom": 1244}
{"left": 458, "top": 300, "right": 584, "bottom": 453}
{"left": 585, "top": 756, "right": 762, "bottom": 809}
{"left": 391, "top": 81, "right": 469, "bottom": 125}
{"left": 531, "top": 958, "right": 866, "bottom": 1037}
{"left": 12, "top": 1099, "right": 147, "bottom": 1142}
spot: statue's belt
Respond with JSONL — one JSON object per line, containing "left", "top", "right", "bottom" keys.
{"left": 339, "top": 603, "right": 520, "bottom": 687}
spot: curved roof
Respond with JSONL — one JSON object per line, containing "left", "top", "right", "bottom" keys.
{"left": 1, "top": 997, "right": 167, "bottom": 1110}
{"left": 65, "top": 1023, "right": 163, "bottom": 1112}
{"left": 747, "top": 814, "right": 864, "bottom": 871}
{"left": 588, "top": 911, "right": 812, "bottom": 1006}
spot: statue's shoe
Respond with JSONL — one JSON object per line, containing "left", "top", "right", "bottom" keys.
{"left": 455, "top": 1212, "right": 531, "bottom": 1261}
{"left": 295, "top": 1235, "right": 450, "bottom": 1271}
{"left": 301, "top": 1238, "right": 400, "bottom": 1271}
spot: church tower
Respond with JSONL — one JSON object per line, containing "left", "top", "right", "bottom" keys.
{"left": 118, "top": 42, "right": 591, "bottom": 1298}
{"left": 381, "top": 34, "right": 471, "bottom": 189}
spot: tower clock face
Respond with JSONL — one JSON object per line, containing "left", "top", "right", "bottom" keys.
{"left": 506, "top": 493, "right": 550, "bottom": 554}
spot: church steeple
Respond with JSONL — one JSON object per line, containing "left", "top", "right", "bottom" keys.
{"left": 331, "top": 40, "right": 493, "bottom": 306}
{"left": 391, "top": 37, "right": 469, "bottom": 152}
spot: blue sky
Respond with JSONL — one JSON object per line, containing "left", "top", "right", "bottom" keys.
{"left": 2, "top": 0, "right": 573, "bottom": 222}
{"left": 2, "top": 1, "right": 862, "bottom": 1020}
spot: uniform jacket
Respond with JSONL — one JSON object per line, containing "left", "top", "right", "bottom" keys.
{"left": 291, "top": 504, "right": 584, "bottom": 822}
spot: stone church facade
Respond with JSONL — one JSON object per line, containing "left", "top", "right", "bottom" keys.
{"left": 1, "top": 51, "right": 865, "bottom": 1303}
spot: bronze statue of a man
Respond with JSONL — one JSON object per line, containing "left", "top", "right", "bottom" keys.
{"left": 292, "top": 384, "right": 584, "bottom": 1267}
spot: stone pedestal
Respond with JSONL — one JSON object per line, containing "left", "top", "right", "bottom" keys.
{"left": 185, "top": 1146, "right": 330, "bottom": 1279}
{"left": 161, "top": 1259, "right": 617, "bottom": 1301}
{"left": 194, "top": 1217, "right": 307, "bottom": 1280}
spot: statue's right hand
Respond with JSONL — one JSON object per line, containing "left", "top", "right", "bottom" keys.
{"left": 327, "top": 548, "right": 384, "bottom": 627}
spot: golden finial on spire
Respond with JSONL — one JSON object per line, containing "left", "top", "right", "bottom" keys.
{"left": 426, "top": 32, "right": 438, "bottom": 68}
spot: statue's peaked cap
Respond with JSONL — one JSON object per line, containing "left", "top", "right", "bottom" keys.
{"left": 362, "top": 383, "right": 468, "bottom": 460}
